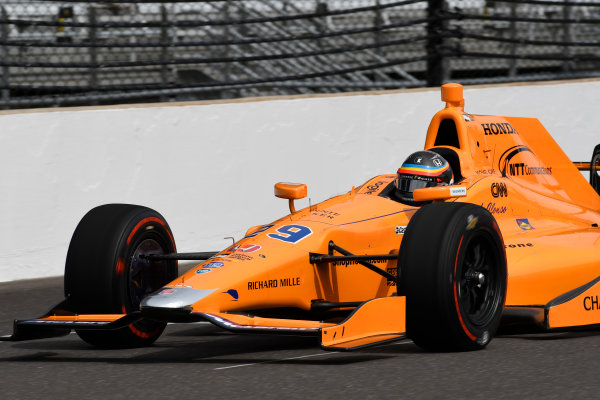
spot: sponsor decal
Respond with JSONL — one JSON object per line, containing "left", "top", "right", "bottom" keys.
{"left": 204, "top": 262, "right": 225, "bottom": 269}
{"left": 195, "top": 268, "right": 211, "bottom": 274}
{"left": 406, "top": 174, "right": 435, "bottom": 183}
{"left": 248, "top": 280, "right": 278, "bottom": 290}
{"left": 268, "top": 224, "right": 312, "bottom": 243}
{"left": 387, "top": 267, "right": 397, "bottom": 286}
{"left": 247, "top": 277, "right": 300, "bottom": 290}
{"left": 475, "top": 169, "right": 495, "bottom": 175}
{"left": 280, "top": 277, "right": 300, "bottom": 287}
{"left": 224, "top": 289, "right": 239, "bottom": 300}
{"left": 159, "top": 289, "right": 175, "bottom": 295}
{"left": 466, "top": 215, "right": 478, "bottom": 230}
{"left": 516, "top": 218, "right": 534, "bottom": 230}
{"left": 225, "top": 244, "right": 261, "bottom": 254}
{"left": 225, "top": 244, "right": 238, "bottom": 252}
{"left": 395, "top": 226, "right": 407, "bottom": 235}
{"left": 332, "top": 258, "right": 388, "bottom": 267}
{"left": 491, "top": 182, "right": 508, "bottom": 198}
{"left": 226, "top": 253, "right": 253, "bottom": 261}
{"left": 432, "top": 158, "right": 443, "bottom": 167}
{"left": 210, "top": 254, "right": 229, "bottom": 259}
{"left": 363, "top": 181, "right": 386, "bottom": 195}
{"left": 481, "top": 122, "right": 517, "bottom": 136}
{"left": 217, "top": 245, "right": 261, "bottom": 261}
{"left": 482, "top": 202, "right": 508, "bottom": 215}
{"left": 505, "top": 243, "right": 533, "bottom": 248}
{"left": 311, "top": 210, "right": 340, "bottom": 220}
{"left": 508, "top": 163, "right": 552, "bottom": 176}
{"left": 584, "top": 296, "right": 600, "bottom": 311}
{"left": 498, "top": 145, "right": 553, "bottom": 177}
{"left": 450, "top": 186, "right": 467, "bottom": 196}
{"left": 239, "top": 244, "right": 261, "bottom": 253}
{"left": 244, "top": 224, "right": 275, "bottom": 239}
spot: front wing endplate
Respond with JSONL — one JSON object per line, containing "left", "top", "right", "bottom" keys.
{"left": 320, "top": 296, "right": 406, "bottom": 351}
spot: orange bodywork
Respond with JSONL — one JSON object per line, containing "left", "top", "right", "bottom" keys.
{"left": 159, "top": 83, "right": 599, "bottom": 334}
{"left": 37, "top": 315, "right": 126, "bottom": 322}
{"left": 10, "top": 84, "right": 600, "bottom": 347}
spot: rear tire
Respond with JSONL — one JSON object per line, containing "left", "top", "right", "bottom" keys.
{"left": 400, "top": 202, "right": 507, "bottom": 351}
{"left": 591, "top": 144, "right": 600, "bottom": 195}
{"left": 64, "top": 204, "right": 178, "bottom": 348}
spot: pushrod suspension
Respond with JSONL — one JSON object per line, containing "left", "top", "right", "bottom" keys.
{"left": 309, "top": 241, "right": 399, "bottom": 284}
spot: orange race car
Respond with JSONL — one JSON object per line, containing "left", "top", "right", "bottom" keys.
{"left": 2, "top": 83, "right": 600, "bottom": 352}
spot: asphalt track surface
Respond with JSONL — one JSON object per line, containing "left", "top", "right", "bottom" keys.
{"left": 2, "top": 272, "right": 600, "bottom": 399}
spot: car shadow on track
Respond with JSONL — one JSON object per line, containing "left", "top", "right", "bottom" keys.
{"left": 497, "top": 329, "right": 600, "bottom": 341}
{"left": 0, "top": 325, "right": 416, "bottom": 366}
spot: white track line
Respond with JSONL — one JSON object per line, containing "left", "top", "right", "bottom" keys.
{"left": 214, "top": 352, "right": 338, "bottom": 370}
{"left": 214, "top": 341, "right": 413, "bottom": 371}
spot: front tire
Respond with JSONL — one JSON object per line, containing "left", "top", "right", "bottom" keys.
{"left": 64, "top": 204, "right": 178, "bottom": 348}
{"left": 400, "top": 202, "right": 507, "bottom": 351}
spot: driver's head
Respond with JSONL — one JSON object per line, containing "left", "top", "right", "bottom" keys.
{"left": 395, "top": 150, "right": 453, "bottom": 204}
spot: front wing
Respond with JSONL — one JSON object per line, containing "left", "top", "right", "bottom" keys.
{"left": 1, "top": 296, "right": 407, "bottom": 351}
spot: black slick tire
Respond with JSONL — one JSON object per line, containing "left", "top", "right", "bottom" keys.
{"left": 400, "top": 202, "right": 507, "bottom": 351}
{"left": 64, "top": 204, "right": 178, "bottom": 348}
{"left": 591, "top": 144, "right": 600, "bottom": 195}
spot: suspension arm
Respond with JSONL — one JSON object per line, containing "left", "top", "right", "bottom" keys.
{"left": 142, "top": 252, "right": 219, "bottom": 261}
{"left": 309, "top": 241, "right": 399, "bottom": 284}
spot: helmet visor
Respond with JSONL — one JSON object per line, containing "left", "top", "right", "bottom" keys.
{"left": 396, "top": 176, "right": 436, "bottom": 193}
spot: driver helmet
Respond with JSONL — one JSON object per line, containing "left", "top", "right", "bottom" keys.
{"left": 395, "top": 150, "right": 454, "bottom": 204}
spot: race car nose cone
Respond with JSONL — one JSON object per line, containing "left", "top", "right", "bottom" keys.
{"left": 140, "top": 288, "right": 216, "bottom": 309}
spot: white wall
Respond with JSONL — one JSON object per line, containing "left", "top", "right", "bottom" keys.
{"left": 1, "top": 79, "right": 599, "bottom": 282}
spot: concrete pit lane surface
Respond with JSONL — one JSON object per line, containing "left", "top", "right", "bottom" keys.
{"left": 2, "top": 275, "right": 600, "bottom": 400}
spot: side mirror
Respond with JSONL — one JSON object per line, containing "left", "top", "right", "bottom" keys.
{"left": 274, "top": 182, "right": 307, "bottom": 214}
{"left": 413, "top": 185, "right": 467, "bottom": 202}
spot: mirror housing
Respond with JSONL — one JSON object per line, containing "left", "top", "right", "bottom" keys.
{"left": 274, "top": 182, "right": 307, "bottom": 214}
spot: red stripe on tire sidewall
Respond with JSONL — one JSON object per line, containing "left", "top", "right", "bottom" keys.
{"left": 121, "top": 304, "right": 158, "bottom": 338}
{"left": 453, "top": 235, "right": 477, "bottom": 342}
{"left": 115, "top": 258, "right": 125, "bottom": 276}
{"left": 128, "top": 324, "right": 159, "bottom": 339}
{"left": 126, "top": 216, "right": 174, "bottom": 247}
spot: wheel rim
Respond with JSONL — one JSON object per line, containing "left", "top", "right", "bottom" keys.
{"left": 129, "top": 238, "right": 170, "bottom": 310}
{"left": 458, "top": 233, "right": 503, "bottom": 328}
